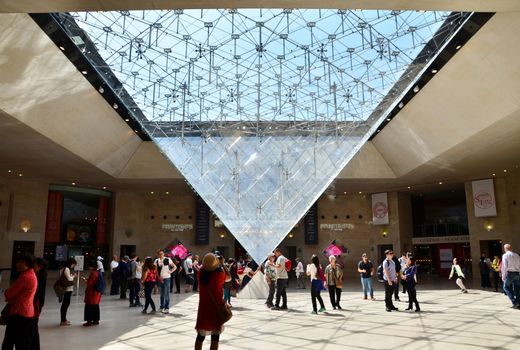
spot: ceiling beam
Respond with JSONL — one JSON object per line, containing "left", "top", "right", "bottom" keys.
{"left": 0, "top": 0, "right": 519, "bottom": 13}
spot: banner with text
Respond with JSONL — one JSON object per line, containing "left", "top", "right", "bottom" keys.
{"left": 372, "top": 192, "right": 389, "bottom": 225}
{"left": 472, "top": 179, "right": 497, "bottom": 217}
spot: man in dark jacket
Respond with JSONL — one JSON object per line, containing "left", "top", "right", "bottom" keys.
{"left": 392, "top": 254, "right": 402, "bottom": 301}
{"left": 117, "top": 256, "right": 131, "bottom": 299}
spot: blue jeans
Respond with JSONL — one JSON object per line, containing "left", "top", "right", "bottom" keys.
{"left": 160, "top": 278, "right": 171, "bottom": 309}
{"left": 361, "top": 277, "right": 374, "bottom": 298}
{"left": 503, "top": 272, "right": 520, "bottom": 305}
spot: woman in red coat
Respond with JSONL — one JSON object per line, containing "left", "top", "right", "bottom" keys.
{"left": 83, "top": 261, "right": 101, "bottom": 327}
{"left": 195, "top": 253, "right": 226, "bottom": 350}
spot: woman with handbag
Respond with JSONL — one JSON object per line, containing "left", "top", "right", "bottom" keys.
{"left": 306, "top": 254, "right": 326, "bottom": 315}
{"left": 2, "top": 254, "right": 37, "bottom": 350}
{"left": 195, "top": 253, "right": 227, "bottom": 350}
{"left": 141, "top": 257, "right": 158, "bottom": 314}
{"left": 59, "top": 258, "right": 76, "bottom": 326}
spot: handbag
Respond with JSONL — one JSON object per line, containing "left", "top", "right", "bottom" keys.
{"left": 53, "top": 268, "right": 73, "bottom": 298}
{"left": 0, "top": 304, "right": 11, "bottom": 326}
{"left": 207, "top": 282, "right": 232, "bottom": 325}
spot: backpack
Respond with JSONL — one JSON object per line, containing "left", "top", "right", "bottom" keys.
{"left": 285, "top": 259, "right": 292, "bottom": 272}
{"left": 377, "top": 263, "right": 384, "bottom": 282}
{"left": 94, "top": 271, "right": 106, "bottom": 294}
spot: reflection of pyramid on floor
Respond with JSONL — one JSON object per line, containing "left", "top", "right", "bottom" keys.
{"left": 237, "top": 272, "right": 268, "bottom": 299}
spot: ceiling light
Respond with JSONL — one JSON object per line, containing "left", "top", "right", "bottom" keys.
{"left": 8, "top": 170, "right": 12, "bottom": 173}
{"left": 407, "top": 186, "right": 411, "bottom": 189}
{"left": 398, "top": 102, "right": 404, "bottom": 109}
{"left": 376, "top": 130, "right": 380, "bottom": 133}
{"left": 358, "top": 191, "right": 362, "bottom": 194}
{"left": 98, "top": 86, "right": 104, "bottom": 93}
{"left": 492, "top": 173, "right": 496, "bottom": 177}
{"left": 59, "top": 46, "right": 65, "bottom": 51}
{"left": 386, "top": 118, "right": 391, "bottom": 122}
{"left": 125, "top": 118, "right": 130, "bottom": 122}
{"left": 18, "top": 173, "right": 23, "bottom": 177}
{"left": 431, "top": 69, "right": 438, "bottom": 74}
{"left": 113, "top": 103, "right": 118, "bottom": 109}
{"left": 413, "top": 85, "right": 420, "bottom": 93}
{"left": 504, "top": 169, "right": 507, "bottom": 173}
{"left": 81, "top": 70, "right": 88, "bottom": 75}
{"left": 456, "top": 44, "right": 462, "bottom": 50}
{"left": 165, "top": 191, "right": 170, "bottom": 195}
{"left": 134, "top": 130, "right": 139, "bottom": 133}
{"left": 71, "top": 182, "right": 76, "bottom": 186}
{"left": 343, "top": 191, "right": 347, "bottom": 195}
{"left": 102, "top": 186, "right": 107, "bottom": 190}
{"left": 150, "top": 191, "right": 154, "bottom": 195}
{"left": 438, "top": 181, "right": 443, "bottom": 185}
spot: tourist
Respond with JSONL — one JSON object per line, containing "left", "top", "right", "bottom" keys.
{"left": 221, "top": 256, "right": 232, "bottom": 307}
{"left": 264, "top": 253, "right": 277, "bottom": 308}
{"left": 307, "top": 254, "right": 326, "bottom": 314}
{"left": 479, "top": 254, "right": 491, "bottom": 288}
{"left": 398, "top": 253, "right": 408, "bottom": 294}
{"left": 141, "top": 257, "right": 157, "bottom": 314}
{"left": 241, "top": 261, "right": 257, "bottom": 288}
{"left": 32, "top": 257, "right": 47, "bottom": 350}
{"left": 501, "top": 244, "right": 520, "bottom": 309}
{"left": 402, "top": 256, "right": 420, "bottom": 312}
{"left": 96, "top": 256, "right": 105, "bottom": 273}
{"left": 83, "top": 261, "right": 101, "bottom": 327}
{"left": 128, "top": 254, "right": 141, "bottom": 307}
{"left": 59, "top": 258, "right": 76, "bottom": 326}
{"left": 184, "top": 254, "right": 195, "bottom": 293}
{"left": 492, "top": 255, "right": 502, "bottom": 292}
{"left": 1, "top": 254, "right": 37, "bottom": 350}
{"left": 117, "top": 256, "right": 131, "bottom": 300}
{"left": 172, "top": 257, "right": 183, "bottom": 294}
{"left": 392, "top": 253, "right": 402, "bottom": 301}
{"left": 294, "top": 258, "right": 305, "bottom": 289}
{"left": 194, "top": 253, "right": 226, "bottom": 350}
{"left": 325, "top": 255, "right": 343, "bottom": 310}
{"left": 155, "top": 250, "right": 176, "bottom": 314}
{"left": 192, "top": 255, "right": 201, "bottom": 292}
{"left": 449, "top": 258, "right": 468, "bottom": 293}
{"left": 270, "top": 248, "right": 288, "bottom": 310}
{"left": 383, "top": 250, "right": 398, "bottom": 312}
{"left": 357, "top": 253, "right": 375, "bottom": 300}
{"left": 109, "top": 255, "right": 119, "bottom": 295}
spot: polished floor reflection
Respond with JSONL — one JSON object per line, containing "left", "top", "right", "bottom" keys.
{"left": 1, "top": 280, "right": 519, "bottom": 349}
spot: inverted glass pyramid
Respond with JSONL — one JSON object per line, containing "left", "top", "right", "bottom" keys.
{"left": 59, "top": 9, "right": 467, "bottom": 263}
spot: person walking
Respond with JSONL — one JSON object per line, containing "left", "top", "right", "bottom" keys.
{"left": 172, "top": 257, "right": 183, "bottom": 294}
{"left": 306, "top": 255, "right": 326, "bottom": 314}
{"left": 194, "top": 253, "right": 226, "bottom": 350}
{"left": 392, "top": 253, "right": 402, "bottom": 301}
{"left": 192, "top": 255, "right": 201, "bottom": 292}
{"left": 184, "top": 254, "right": 195, "bottom": 293}
{"left": 117, "top": 256, "right": 131, "bottom": 300}
{"left": 141, "top": 257, "right": 157, "bottom": 314}
{"left": 1, "top": 254, "right": 37, "bottom": 350}
{"left": 128, "top": 254, "right": 142, "bottom": 307}
{"left": 32, "top": 258, "right": 47, "bottom": 350}
{"left": 449, "top": 258, "right": 468, "bottom": 293}
{"left": 402, "top": 256, "right": 420, "bottom": 312}
{"left": 480, "top": 254, "right": 491, "bottom": 289}
{"left": 501, "top": 244, "right": 520, "bottom": 308}
{"left": 357, "top": 253, "right": 375, "bottom": 300}
{"left": 109, "top": 255, "right": 119, "bottom": 295}
{"left": 155, "top": 250, "right": 176, "bottom": 314}
{"left": 59, "top": 258, "right": 76, "bottom": 326}
{"left": 96, "top": 256, "right": 105, "bottom": 273}
{"left": 294, "top": 258, "right": 305, "bottom": 289}
{"left": 264, "top": 253, "right": 277, "bottom": 308}
{"left": 83, "top": 261, "right": 101, "bottom": 327}
{"left": 398, "top": 253, "right": 408, "bottom": 294}
{"left": 325, "top": 255, "right": 342, "bottom": 310}
{"left": 220, "top": 256, "right": 232, "bottom": 307}
{"left": 383, "top": 250, "right": 398, "bottom": 312}
{"left": 270, "top": 248, "right": 288, "bottom": 310}
{"left": 492, "top": 255, "right": 502, "bottom": 292}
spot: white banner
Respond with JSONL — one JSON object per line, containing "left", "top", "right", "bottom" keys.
{"left": 472, "top": 179, "right": 497, "bottom": 217}
{"left": 372, "top": 192, "right": 389, "bottom": 225}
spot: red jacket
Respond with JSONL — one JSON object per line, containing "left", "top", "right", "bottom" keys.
{"left": 4, "top": 269, "right": 37, "bottom": 318}
{"left": 195, "top": 269, "right": 225, "bottom": 332}
{"left": 84, "top": 270, "right": 101, "bottom": 305}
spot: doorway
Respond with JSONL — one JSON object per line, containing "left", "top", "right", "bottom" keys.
{"left": 378, "top": 244, "right": 393, "bottom": 265}
{"left": 11, "top": 241, "right": 35, "bottom": 280}
{"left": 120, "top": 245, "right": 136, "bottom": 258}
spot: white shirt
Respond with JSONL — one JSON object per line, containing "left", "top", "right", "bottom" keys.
{"left": 184, "top": 258, "right": 193, "bottom": 275}
{"left": 155, "top": 257, "right": 174, "bottom": 279}
{"left": 275, "top": 255, "right": 288, "bottom": 279}
{"left": 110, "top": 260, "right": 119, "bottom": 272}
{"left": 295, "top": 261, "right": 304, "bottom": 276}
{"left": 97, "top": 260, "right": 105, "bottom": 273}
{"left": 501, "top": 251, "right": 520, "bottom": 280}
{"left": 306, "top": 264, "right": 318, "bottom": 281}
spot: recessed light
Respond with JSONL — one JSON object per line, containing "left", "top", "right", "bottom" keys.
{"left": 398, "top": 102, "right": 404, "bottom": 109}
{"left": 492, "top": 173, "right": 496, "bottom": 177}
{"left": 102, "top": 186, "right": 107, "bottom": 190}
{"left": 113, "top": 103, "right": 118, "bottom": 109}
{"left": 134, "top": 130, "right": 139, "bottom": 133}
{"left": 504, "top": 169, "right": 507, "bottom": 173}
{"left": 343, "top": 191, "right": 347, "bottom": 195}
{"left": 18, "top": 173, "right": 23, "bottom": 177}
{"left": 358, "top": 191, "right": 362, "bottom": 194}
{"left": 438, "top": 181, "right": 443, "bottom": 185}
{"left": 125, "top": 118, "right": 130, "bottom": 122}
{"left": 413, "top": 86, "right": 420, "bottom": 93}
{"left": 98, "top": 86, "right": 104, "bottom": 93}
{"left": 407, "top": 186, "right": 411, "bottom": 189}
{"left": 7, "top": 170, "right": 12, "bottom": 173}
{"left": 431, "top": 69, "right": 438, "bottom": 74}
{"left": 456, "top": 44, "right": 462, "bottom": 50}
{"left": 386, "top": 118, "right": 391, "bottom": 122}
{"left": 376, "top": 130, "right": 380, "bottom": 133}
{"left": 81, "top": 70, "right": 88, "bottom": 75}
{"left": 150, "top": 191, "right": 154, "bottom": 195}
{"left": 59, "top": 46, "right": 65, "bottom": 51}
{"left": 71, "top": 182, "right": 76, "bottom": 186}
{"left": 165, "top": 191, "right": 170, "bottom": 195}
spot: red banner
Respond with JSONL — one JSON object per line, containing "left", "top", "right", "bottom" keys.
{"left": 96, "top": 197, "right": 109, "bottom": 246}
{"left": 45, "top": 192, "right": 63, "bottom": 243}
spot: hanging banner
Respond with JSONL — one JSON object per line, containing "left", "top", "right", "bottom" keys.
{"left": 472, "top": 179, "right": 497, "bottom": 217}
{"left": 372, "top": 192, "right": 389, "bottom": 225}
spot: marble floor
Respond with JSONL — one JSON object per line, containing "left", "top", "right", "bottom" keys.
{"left": 1, "top": 280, "right": 520, "bottom": 350}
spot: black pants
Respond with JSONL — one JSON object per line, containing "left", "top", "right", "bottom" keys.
{"left": 60, "top": 291, "right": 72, "bottom": 322}
{"left": 120, "top": 278, "right": 128, "bottom": 299}
{"left": 401, "top": 278, "right": 407, "bottom": 294}
{"left": 193, "top": 274, "right": 198, "bottom": 292}
{"left": 275, "top": 279, "right": 287, "bottom": 308}
{"left": 144, "top": 281, "right": 156, "bottom": 312}
{"left": 493, "top": 271, "right": 502, "bottom": 292}
{"left": 393, "top": 280, "right": 400, "bottom": 300}
{"left": 110, "top": 276, "right": 120, "bottom": 295}
{"left": 406, "top": 280, "right": 420, "bottom": 310}
{"left": 2, "top": 315, "right": 35, "bottom": 350}
{"left": 129, "top": 279, "right": 140, "bottom": 305}
{"left": 84, "top": 304, "right": 100, "bottom": 322}
{"left": 385, "top": 281, "right": 396, "bottom": 309}
{"left": 266, "top": 281, "right": 276, "bottom": 306}
{"left": 328, "top": 285, "right": 342, "bottom": 308}
{"left": 31, "top": 318, "right": 40, "bottom": 350}
{"left": 311, "top": 280, "right": 325, "bottom": 312}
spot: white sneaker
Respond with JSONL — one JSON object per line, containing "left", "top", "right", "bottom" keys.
{"left": 162, "top": 308, "right": 169, "bottom": 314}
{"left": 159, "top": 308, "right": 164, "bottom": 313}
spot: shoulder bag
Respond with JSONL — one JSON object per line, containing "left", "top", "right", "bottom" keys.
{"left": 207, "top": 281, "right": 232, "bottom": 325}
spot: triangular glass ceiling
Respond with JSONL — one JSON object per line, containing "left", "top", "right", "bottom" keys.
{"left": 61, "top": 9, "right": 466, "bottom": 263}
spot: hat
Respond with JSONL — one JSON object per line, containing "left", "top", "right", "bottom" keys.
{"left": 97, "top": 256, "right": 103, "bottom": 261}
{"left": 123, "top": 255, "right": 129, "bottom": 260}
{"left": 268, "top": 253, "right": 275, "bottom": 258}
{"left": 384, "top": 250, "right": 394, "bottom": 255}
{"left": 202, "top": 253, "right": 219, "bottom": 272}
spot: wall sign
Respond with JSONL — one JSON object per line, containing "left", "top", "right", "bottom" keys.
{"left": 320, "top": 223, "right": 355, "bottom": 231}
{"left": 372, "top": 192, "right": 389, "bottom": 225}
{"left": 161, "top": 224, "right": 194, "bottom": 232}
{"left": 412, "top": 235, "right": 470, "bottom": 245}
{"left": 472, "top": 179, "right": 497, "bottom": 217}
